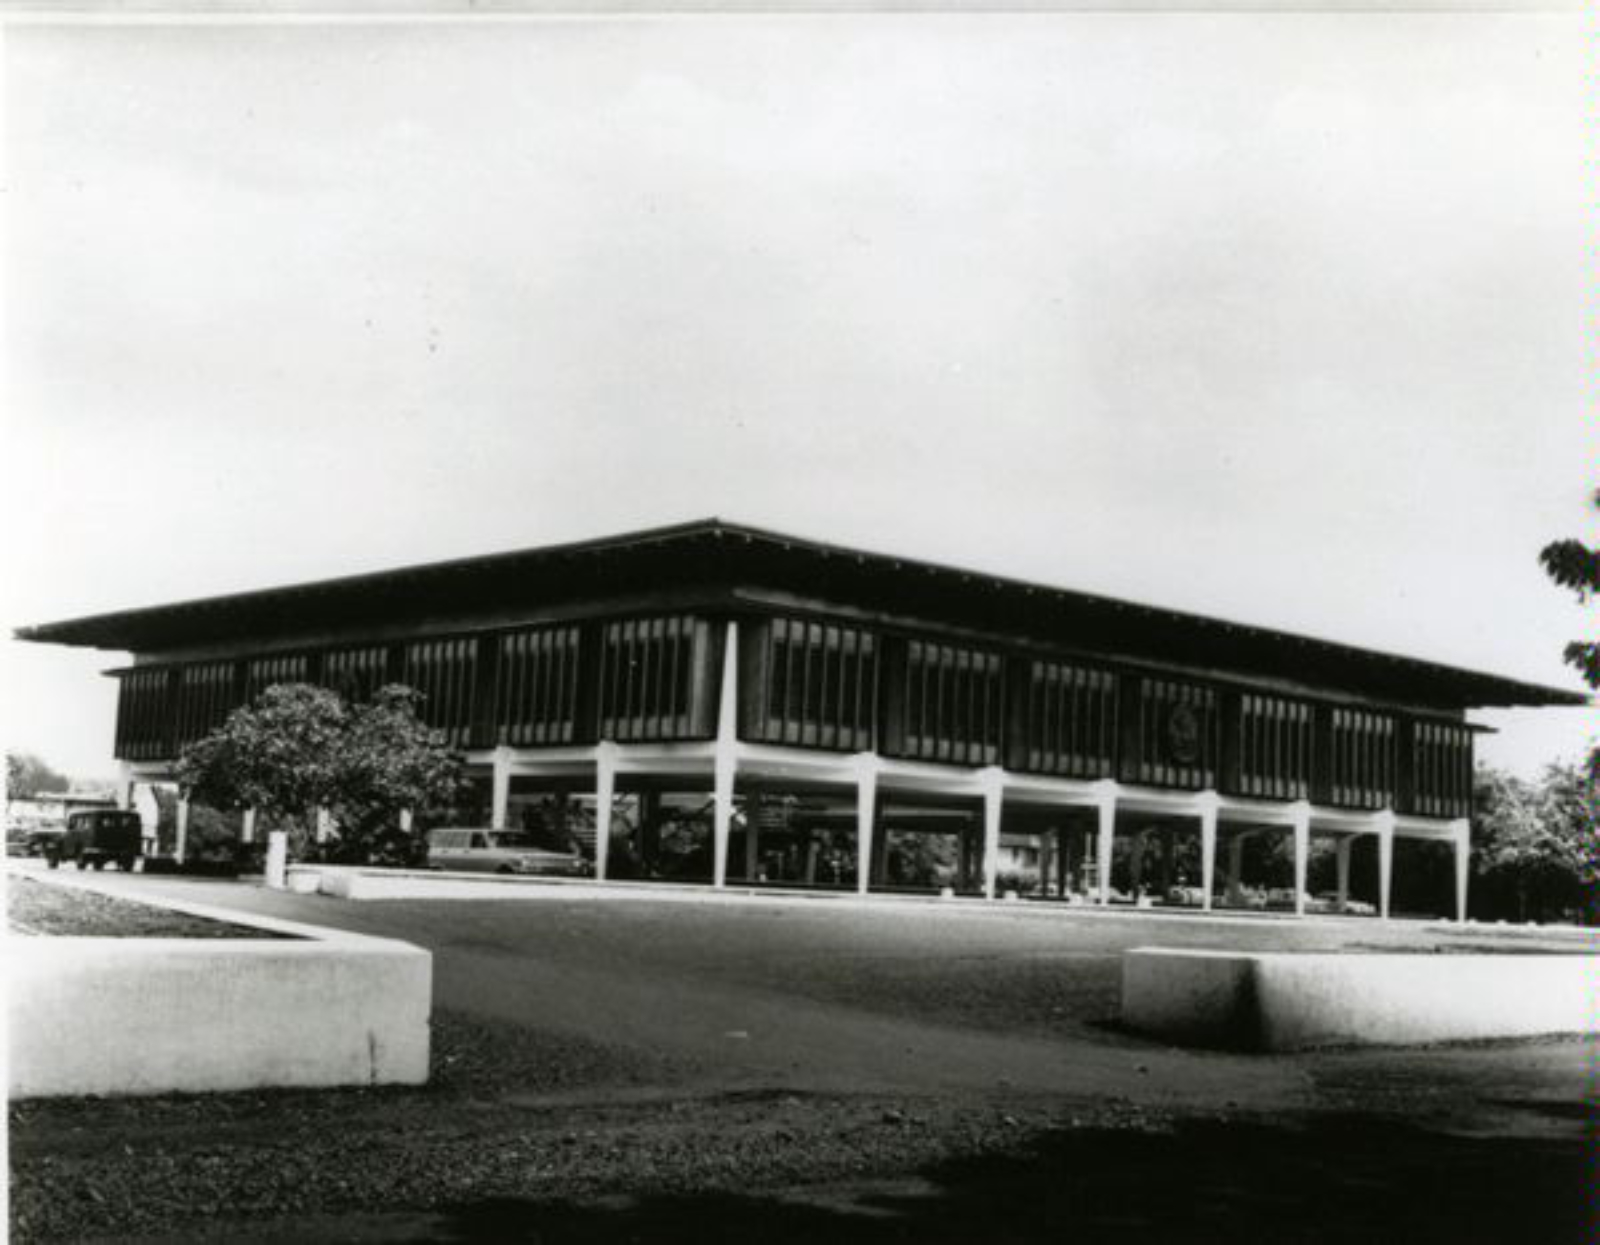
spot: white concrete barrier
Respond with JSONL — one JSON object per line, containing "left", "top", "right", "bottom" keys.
{"left": 9, "top": 887, "right": 431, "bottom": 1098}
{"left": 1122, "top": 947, "right": 1600, "bottom": 1051}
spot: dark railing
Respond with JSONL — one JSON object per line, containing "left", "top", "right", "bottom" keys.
{"left": 245, "top": 653, "right": 309, "bottom": 703}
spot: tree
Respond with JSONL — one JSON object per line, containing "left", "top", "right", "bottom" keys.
{"left": 5, "top": 752, "right": 71, "bottom": 800}
{"left": 176, "top": 683, "right": 463, "bottom": 866}
{"left": 1539, "top": 485, "right": 1600, "bottom": 774}
{"left": 1473, "top": 762, "right": 1597, "bottom": 924}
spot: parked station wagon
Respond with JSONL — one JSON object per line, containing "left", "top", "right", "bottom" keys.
{"left": 425, "top": 828, "right": 589, "bottom": 877}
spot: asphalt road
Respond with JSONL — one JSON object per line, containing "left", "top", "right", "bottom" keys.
{"left": 10, "top": 867, "right": 1599, "bottom": 1244}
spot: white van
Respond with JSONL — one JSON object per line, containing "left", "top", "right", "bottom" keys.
{"left": 425, "top": 828, "right": 589, "bottom": 877}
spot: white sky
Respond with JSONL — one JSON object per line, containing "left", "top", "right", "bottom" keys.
{"left": 3, "top": 10, "right": 1595, "bottom": 782}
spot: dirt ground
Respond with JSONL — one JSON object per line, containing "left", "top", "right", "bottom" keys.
{"left": 9, "top": 869, "right": 1598, "bottom": 1243}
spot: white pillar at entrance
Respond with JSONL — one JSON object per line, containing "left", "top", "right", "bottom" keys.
{"left": 1452, "top": 819, "right": 1471, "bottom": 923}
{"left": 979, "top": 768, "right": 1004, "bottom": 900}
{"left": 854, "top": 757, "right": 877, "bottom": 896}
{"left": 1094, "top": 785, "right": 1117, "bottom": 905}
{"left": 711, "top": 621, "right": 740, "bottom": 889}
{"left": 315, "top": 807, "right": 333, "bottom": 845}
{"left": 398, "top": 808, "right": 414, "bottom": 834}
{"left": 265, "top": 831, "right": 288, "bottom": 889}
{"left": 490, "top": 746, "right": 513, "bottom": 831}
{"left": 174, "top": 797, "right": 190, "bottom": 865}
{"left": 1290, "top": 802, "right": 1311, "bottom": 918}
{"left": 241, "top": 807, "right": 257, "bottom": 844}
{"left": 1374, "top": 810, "right": 1396, "bottom": 921}
{"left": 593, "top": 742, "right": 616, "bottom": 882}
{"left": 1335, "top": 837, "right": 1353, "bottom": 909}
{"left": 1197, "top": 794, "right": 1219, "bottom": 912}
{"left": 114, "top": 763, "right": 133, "bottom": 810}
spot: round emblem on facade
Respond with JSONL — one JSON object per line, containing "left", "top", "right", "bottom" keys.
{"left": 1166, "top": 703, "right": 1201, "bottom": 765}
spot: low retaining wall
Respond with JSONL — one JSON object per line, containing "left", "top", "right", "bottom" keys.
{"left": 9, "top": 882, "right": 431, "bottom": 1098}
{"left": 1121, "top": 947, "right": 1600, "bottom": 1051}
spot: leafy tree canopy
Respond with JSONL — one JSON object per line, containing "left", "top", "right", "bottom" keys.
{"left": 1473, "top": 761, "right": 1597, "bottom": 924}
{"left": 1539, "top": 486, "right": 1600, "bottom": 707}
{"left": 175, "top": 683, "right": 463, "bottom": 864}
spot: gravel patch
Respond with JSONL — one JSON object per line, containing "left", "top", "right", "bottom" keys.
{"left": 6, "top": 876, "right": 291, "bottom": 939}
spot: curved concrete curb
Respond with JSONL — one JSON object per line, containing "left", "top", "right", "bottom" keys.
{"left": 8, "top": 874, "right": 431, "bottom": 1098}
{"left": 1121, "top": 946, "right": 1600, "bottom": 1051}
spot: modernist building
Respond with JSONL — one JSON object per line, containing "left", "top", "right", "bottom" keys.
{"left": 19, "top": 519, "right": 1586, "bottom": 918}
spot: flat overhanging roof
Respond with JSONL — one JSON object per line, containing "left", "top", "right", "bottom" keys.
{"left": 14, "top": 518, "right": 1589, "bottom": 712}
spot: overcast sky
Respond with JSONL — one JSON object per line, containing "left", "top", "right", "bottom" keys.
{"left": 3, "top": 10, "right": 1594, "bottom": 782}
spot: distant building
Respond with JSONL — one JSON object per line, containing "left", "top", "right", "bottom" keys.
{"left": 5, "top": 791, "right": 115, "bottom": 833}
{"left": 17, "top": 519, "right": 1586, "bottom": 917}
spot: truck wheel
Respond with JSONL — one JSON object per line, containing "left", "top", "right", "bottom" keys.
{"left": 76, "top": 857, "right": 88, "bottom": 871}
{"left": 46, "top": 854, "right": 59, "bottom": 870}
{"left": 120, "top": 856, "right": 136, "bottom": 873}
{"left": 92, "top": 858, "right": 106, "bottom": 871}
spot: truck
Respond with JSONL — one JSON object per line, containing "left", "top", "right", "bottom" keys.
{"left": 45, "top": 809, "right": 144, "bottom": 872}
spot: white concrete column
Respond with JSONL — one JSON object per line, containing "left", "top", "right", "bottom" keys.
{"left": 1335, "top": 837, "right": 1353, "bottom": 909}
{"left": 174, "top": 797, "right": 190, "bottom": 865}
{"left": 114, "top": 763, "right": 134, "bottom": 810}
{"left": 1290, "top": 802, "right": 1311, "bottom": 918}
{"left": 490, "top": 746, "right": 513, "bottom": 831}
{"left": 241, "top": 807, "right": 257, "bottom": 844}
{"left": 398, "top": 808, "right": 414, "bottom": 833}
{"left": 979, "top": 768, "right": 1004, "bottom": 900}
{"left": 711, "top": 621, "right": 740, "bottom": 889}
{"left": 314, "top": 806, "right": 333, "bottom": 845}
{"left": 1197, "top": 795, "right": 1219, "bottom": 912}
{"left": 854, "top": 757, "right": 877, "bottom": 896}
{"left": 1094, "top": 785, "right": 1117, "bottom": 905}
{"left": 593, "top": 742, "right": 616, "bottom": 882}
{"left": 1374, "top": 810, "right": 1396, "bottom": 921}
{"left": 265, "top": 830, "right": 288, "bottom": 889}
{"left": 1452, "top": 819, "right": 1471, "bottom": 923}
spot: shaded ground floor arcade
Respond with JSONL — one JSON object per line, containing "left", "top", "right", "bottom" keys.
{"left": 123, "top": 734, "right": 1471, "bottom": 920}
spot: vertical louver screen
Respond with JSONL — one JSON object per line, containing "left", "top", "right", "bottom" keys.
{"left": 497, "top": 626, "right": 582, "bottom": 746}
{"left": 1024, "top": 661, "right": 1117, "bottom": 778}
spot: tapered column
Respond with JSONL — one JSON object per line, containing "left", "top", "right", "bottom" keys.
{"left": 115, "top": 764, "right": 133, "bottom": 810}
{"left": 1452, "top": 819, "right": 1471, "bottom": 923}
{"left": 1198, "top": 795, "right": 1218, "bottom": 912}
{"left": 592, "top": 743, "right": 617, "bottom": 881}
{"left": 979, "top": 769, "right": 1004, "bottom": 900}
{"left": 241, "top": 807, "right": 257, "bottom": 844}
{"left": 854, "top": 758, "right": 877, "bottom": 896}
{"left": 1095, "top": 785, "right": 1117, "bottom": 905}
{"left": 1290, "top": 802, "right": 1311, "bottom": 917}
{"left": 1374, "top": 810, "right": 1396, "bottom": 920}
{"left": 1335, "top": 837, "right": 1352, "bottom": 908}
{"left": 491, "top": 746, "right": 513, "bottom": 831}
{"left": 711, "top": 621, "right": 740, "bottom": 889}
{"left": 174, "top": 797, "right": 190, "bottom": 865}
